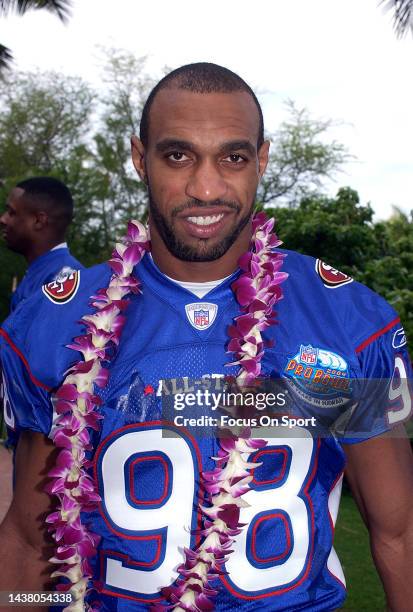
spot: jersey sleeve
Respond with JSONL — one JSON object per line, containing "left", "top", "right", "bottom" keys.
{"left": 340, "top": 314, "right": 413, "bottom": 444}
{"left": 1, "top": 263, "right": 112, "bottom": 439}
{"left": 0, "top": 328, "right": 54, "bottom": 436}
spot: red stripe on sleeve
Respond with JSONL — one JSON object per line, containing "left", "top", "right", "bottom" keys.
{"left": 355, "top": 316, "right": 400, "bottom": 354}
{"left": 0, "top": 328, "right": 52, "bottom": 391}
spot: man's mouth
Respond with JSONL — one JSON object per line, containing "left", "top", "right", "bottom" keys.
{"left": 186, "top": 214, "right": 225, "bottom": 226}
{"left": 178, "top": 209, "right": 234, "bottom": 240}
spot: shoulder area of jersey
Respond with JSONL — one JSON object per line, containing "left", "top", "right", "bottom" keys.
{"left": 41, "top": 263, "right": 111, "bottom": 306}
{"left": 314, "top": 258, "right": 353, "bottom": 289}
{"left": 280, "top": 248, "right": 397, "bottom": 324}
{"left": 280, "top": 249, "right": 353, "bottom": 289}
{"left": 0, "top": 263, "right": 114, "bottom": 376}
{"left": 1, "top": 263, "right": 112, "bottom": 346}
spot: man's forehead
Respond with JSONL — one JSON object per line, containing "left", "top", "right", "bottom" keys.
{"left": 8, "top": 187, "right": 25, "bottom": 206}
{"left": 147, "top": 88, "right": 261, "bottom": 148}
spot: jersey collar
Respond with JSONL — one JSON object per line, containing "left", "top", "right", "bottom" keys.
{"left": 136, "top": 252, "right": 241, "bottom": 304}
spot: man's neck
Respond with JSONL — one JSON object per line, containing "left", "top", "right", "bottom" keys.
{"left": 149, "top": 226, "right": 252, "bottom": 282}
{"left": 162, "top": 269, "right": 232, "bottom": 298}
{"left": 26, "top": 240, "right": 66, "bottom": 264}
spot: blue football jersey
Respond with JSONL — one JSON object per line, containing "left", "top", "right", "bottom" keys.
{"left": 10, "top": 246, "right": 83, "bottom": 312}
{"left": 1, "top": 251, "right": 412, "bottom": 612}
{"left": 5, "top": 247, "right": 83, "bottom": 450}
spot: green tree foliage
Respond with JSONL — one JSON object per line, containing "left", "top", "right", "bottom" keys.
{"left": 0, "top": 71, "right": 92, "bottom": 177}
{"left": 266, "top": 188, "right": 377, "bottom": 270}
{"left": 92, "top": 49, "right": 156, "bottom": 229}
{"left": 257, "top": 102, "right": 351, "bottom": 207}
{"left": 361, "top": 208, "right": 413, "bottom": 345}
{"left": 266, "top": 188, "right": 413, "bottom": 354}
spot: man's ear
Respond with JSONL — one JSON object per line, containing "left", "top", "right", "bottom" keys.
{"left": 33, "top": 210, "right": 48, "bottom": 231}
{"left": 131, "top": 135, "right": 147, "bottom": 183}
{"left": 258, "top": 139, "right": 270, "bottom": 179}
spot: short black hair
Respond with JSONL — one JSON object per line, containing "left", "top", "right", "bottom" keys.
{"left": 16, "top": 176, "right": 73, "bottom": 235}
{"left": 140, "top": 62, "right": 264, "bottom": 149}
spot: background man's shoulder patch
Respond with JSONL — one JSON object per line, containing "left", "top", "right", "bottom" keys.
{"left": 316, "top": 259, "right": 353, "bottom": 289}
{"left": 42, "top": 269, "right": 81, "bottom": 304}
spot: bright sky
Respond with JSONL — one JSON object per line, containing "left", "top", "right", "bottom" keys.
{"left": 2, "top": 0, "right": 412, "bottom": 218}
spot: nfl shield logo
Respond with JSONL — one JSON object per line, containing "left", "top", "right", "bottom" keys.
{"left": 194, "top": 309, "right": 209, "bottom": 327}
{"left": 185, "top": 302, "right": 218, "bottom": 330}
{"left": 299, "top": 344, "right": 318, "bottom": 365}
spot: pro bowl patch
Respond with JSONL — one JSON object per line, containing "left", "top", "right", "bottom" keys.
{"left": 316, "top": 259, "right": 353, "bottom": 289}
{"left": 185, "top": 302, "right": 218, "bottom": 330}
{"left": 42, "top": 270, "right": 80, "bottom": 304}
{"left": 284, "top": 344, "right": 352, "bottom": 408}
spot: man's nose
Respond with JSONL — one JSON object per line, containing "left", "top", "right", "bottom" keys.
{"left": 185, "top": 159, "right": 228, "bottom": 203}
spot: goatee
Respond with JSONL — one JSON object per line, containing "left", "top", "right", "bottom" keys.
{"left": 148, "top": 186, "right": 255, "bottom": 262}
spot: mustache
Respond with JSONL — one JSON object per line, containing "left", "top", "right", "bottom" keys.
{"left": 171, "top": 199, "right": 241, "bottom": 216}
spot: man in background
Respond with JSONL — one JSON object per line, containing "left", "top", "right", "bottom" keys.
{"left": 0, "top": 176, "right": 83, "bottom": 311}
{"left": 0, "top": 176, "right": 83, "bottom": 453}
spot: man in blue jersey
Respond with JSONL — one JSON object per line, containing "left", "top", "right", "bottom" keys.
{"left": 0, "top": 176, "right": 83, "bottom": 311}
{"left": 0, "top": 63, "right": 412, "bottom": 611}
{"left": 1, "top": 176, "right": 83, "bottom": 451}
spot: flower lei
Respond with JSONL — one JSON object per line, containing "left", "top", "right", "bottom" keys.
{"left": 45, "top": 212, "right": 287, "bottom": 611}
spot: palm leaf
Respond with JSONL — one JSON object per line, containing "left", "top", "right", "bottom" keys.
{"left": 380, "top": 0, "right": 413, "bottom": 37}
{"left": 0, "top": 0, "right": 71, "bottom": 22}
{"left": 0, "top": 44, "right": 13, "bottom": 75}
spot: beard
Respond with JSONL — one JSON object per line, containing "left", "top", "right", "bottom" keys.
{"left": 2, "top": 232, "right": 23, "bottom": 255}
{"left": 148, "top": 185, "right": 255, "bottom": 262}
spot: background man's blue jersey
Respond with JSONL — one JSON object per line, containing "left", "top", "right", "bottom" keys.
{"left": 10, "top": 246, "right": 83, "bottom": 312}
{"left": 1, "top": 251, "right": 412, "bottom": 611}
{"left": 5, "top": 246, "right": 83, "bottom": 449}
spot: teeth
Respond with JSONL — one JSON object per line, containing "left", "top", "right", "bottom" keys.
{"left": 187, "top": 214, "right": 224, "bottom": 226}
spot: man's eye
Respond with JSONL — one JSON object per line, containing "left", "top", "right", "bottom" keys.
{"left": 225, "top": 153, "right": 246, "bottom": 163}
{"left": 166, "top": 151, "right": 189, "bottom": 162}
